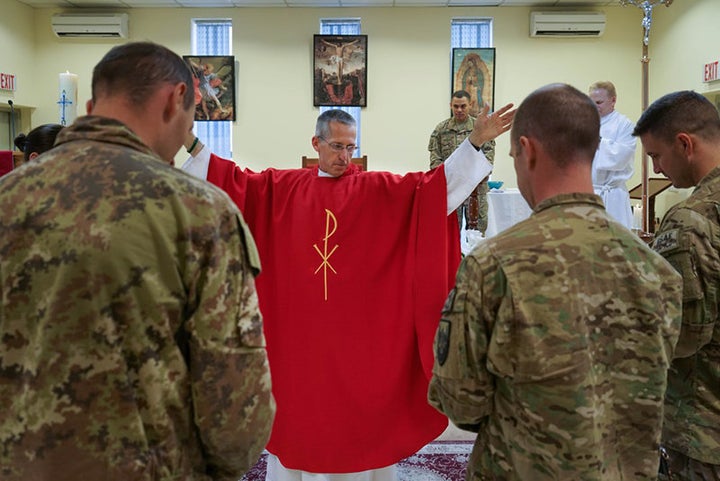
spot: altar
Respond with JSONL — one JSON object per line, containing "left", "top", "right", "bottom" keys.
{"left": 485, "top": 188, "right": 533, "bottom": 238}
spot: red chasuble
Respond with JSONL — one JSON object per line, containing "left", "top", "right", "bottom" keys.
{"left": 207, "top": 154, "right": 461, "bottom": 473}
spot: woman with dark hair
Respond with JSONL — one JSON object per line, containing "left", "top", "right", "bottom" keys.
{"left": 13, "top": 123, "right": 64, "bottom": 162}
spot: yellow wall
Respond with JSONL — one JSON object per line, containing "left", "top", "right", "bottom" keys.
{"left": 2, "top": 0, "right": 718, "bottom": 215}
{"left": 0, "top": 0, "right": 37, "bottom": 144}
{"left": 0, "top": 1, "right": 35, "bottom": 107}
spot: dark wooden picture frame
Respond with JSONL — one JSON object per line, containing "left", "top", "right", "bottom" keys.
{"left": 313, "top": 34, "right": 367, "bottom": 107}
{"left": 451, "top": 48, "right": 495, "bottom": 118}
{"left": 183, "top": 55, "right": 236, "bottom": 121}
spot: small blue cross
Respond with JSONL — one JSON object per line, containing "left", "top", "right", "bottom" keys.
{"left": 57, "top": 89, "right": 74, "bottom": 126}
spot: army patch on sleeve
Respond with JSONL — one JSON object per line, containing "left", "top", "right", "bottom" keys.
{"left": 436, "top": 320, "right": 451, "bottom": 366}
{"left": 442, "top": 288, "right": 457, "bottom": 313}
{"left": 653, "top": 229, "right": 680, "bottom": 254}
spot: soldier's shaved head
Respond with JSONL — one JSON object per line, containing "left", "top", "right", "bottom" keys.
{"left": 512, "top": 83, "right": 600, "bottom": 167}
{"left": 91, "top": 41, "right": 194, "bottom": 111}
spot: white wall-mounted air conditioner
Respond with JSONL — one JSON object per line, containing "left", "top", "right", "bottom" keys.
{"left": 51, "top": 13, "right": 129, "bottom": 38}
{"left": 530, "top": 11, "right": 606, "bottom": 37}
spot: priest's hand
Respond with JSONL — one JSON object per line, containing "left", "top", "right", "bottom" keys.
{"left": 468, "top": 102, "right": 516, "bottom": 149}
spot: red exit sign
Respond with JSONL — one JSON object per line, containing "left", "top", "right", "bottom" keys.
{"left": 704, "top": 61, "right": 719, "bottom": 83}
{"left": 0, "top": 72, "right": 16, "bottom": 91}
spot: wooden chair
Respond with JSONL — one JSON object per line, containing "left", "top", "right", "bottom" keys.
{"left": 302, "top": 155, "right": 367, "bottom": 171}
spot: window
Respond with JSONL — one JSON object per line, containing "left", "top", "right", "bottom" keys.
{"left": 451, "top": 18, "right": 492, "bottom": 48}
{"left": 191, "top": 19, "right": 232, "bottom": 159}
{"left": 320, "top": 18, "right": 361, "bottom": 156}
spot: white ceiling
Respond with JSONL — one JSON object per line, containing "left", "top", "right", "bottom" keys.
{"left": 15, "top": 0, "right": 620, "bottom": 9}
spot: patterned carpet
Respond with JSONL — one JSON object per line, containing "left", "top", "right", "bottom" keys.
{"left": 240, "top": 441, "right": 473, "bottom": 481}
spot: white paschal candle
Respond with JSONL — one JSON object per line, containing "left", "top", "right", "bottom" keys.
{"left": 632, "top": 204, "right": 643, "bottom": 231}
{"left": 58, "top": 71, "right": 78, "bottom": 126}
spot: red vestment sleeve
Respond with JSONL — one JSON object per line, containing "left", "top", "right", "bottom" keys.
{"left": 207, "top": 154, "right": 460, "bottom": 473}
{"left": 413, "top": 174, "right": 462, "bottom": 380}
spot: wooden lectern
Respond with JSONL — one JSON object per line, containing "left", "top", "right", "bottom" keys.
{"left": 628, "top": 177, "right": 673, "bottom": 233}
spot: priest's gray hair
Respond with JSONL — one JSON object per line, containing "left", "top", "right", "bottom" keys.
{"left": 316, "top": 109, "right": 357, "bottom": 138}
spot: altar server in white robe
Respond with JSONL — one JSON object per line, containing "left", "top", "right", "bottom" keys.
{"left": 589, "top": 81, "right": 637, "bottom": 229}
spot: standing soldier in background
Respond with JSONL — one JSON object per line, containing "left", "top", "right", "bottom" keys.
{"left": 634, "top": 90, "right": 720, "bottom": 481}
{"left": 0, "top": 41, "right": 274, "bottom": 480}
{"left": 429, "top": 90, "right": 496, "bottom": 235}
{"left": 429, "top": 83, "right": 682, "bottom": 481}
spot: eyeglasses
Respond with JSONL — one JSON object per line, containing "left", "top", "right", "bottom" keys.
{"left": 319, "top": 136, "right": 357, "bottom": 154}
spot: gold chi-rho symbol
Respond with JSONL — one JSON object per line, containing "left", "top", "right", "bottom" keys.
{"left": 313, "top": 209, "right": 339, "bottom": 301}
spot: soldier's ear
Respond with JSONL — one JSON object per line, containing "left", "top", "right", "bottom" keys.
{"left": 163, "top": 82, "right": 187, "bottom": 122}
{"left": 519, "top": 136, "right": 538, "bottom": 169}
{"left": 676, "top": 133, "right": 694, "bottom": 158}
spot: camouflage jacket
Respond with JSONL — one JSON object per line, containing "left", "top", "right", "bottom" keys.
{"left": 429, "top": 193, "right": 682, "bottom": 480}
{"left": 652, "top": 166, "right": 720, "bottom": 464}
{"left": 0, "top": 116, "right": 275, "bottom": 481}
{"left": 428, "top": 116, "right": 495, "bottom": 170}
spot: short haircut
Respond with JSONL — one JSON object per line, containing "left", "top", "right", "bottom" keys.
{"left": 633, "top": 90, "right": 720, "bottom": 143}
{"left": 92, "top": 41, "right": 194, "bottom": 111}
{"left": 14, "top": 123, "right": 64, "bottom": 161}
{"left": 512, "top": 83, "right": 600, "bottom": 167}
{"left": 589, "top": 81, "right": 617, "bottom": 98}
{"left": 315, "top": 109, "right": 357, "bottom": 138}
{"left": 452, "top": 90, "right": 471, "bottom": 101}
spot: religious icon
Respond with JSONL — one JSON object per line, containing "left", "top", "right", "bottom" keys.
{"left": 183, "top": 55, "right": 236, "bottom": 121}
{"left": 451, "top": 48, "right": 496, "bottom": 118}
{"left": 313, "top": 35, "right": 368, "bottom": 107}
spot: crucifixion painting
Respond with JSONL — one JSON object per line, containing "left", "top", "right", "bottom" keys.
{"left": 313, "top": 35, "right": 368, "bottom": 107}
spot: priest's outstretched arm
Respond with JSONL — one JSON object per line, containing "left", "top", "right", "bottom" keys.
{"left": 180, "top": 101, "right": 515, "bottom": 216}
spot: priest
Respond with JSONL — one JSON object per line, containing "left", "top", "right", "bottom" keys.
{"left": 588, "top": 81, "right": 637, "bottom": 229}
{"left": 181, "top": 105, "right": 514, "bottom": 481}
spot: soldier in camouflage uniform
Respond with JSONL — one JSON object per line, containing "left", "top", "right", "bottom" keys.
{"left": 429, "top": 90, "right": 496, "bottom": 234}
{"left": 634, "top": 91, "right": 720, "bottom": 481}
{"left": 428, "top": 83, "right": 682, "bottom": 481}
{"left": 0, "top": 42, "right": 274, "bottom": 481}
